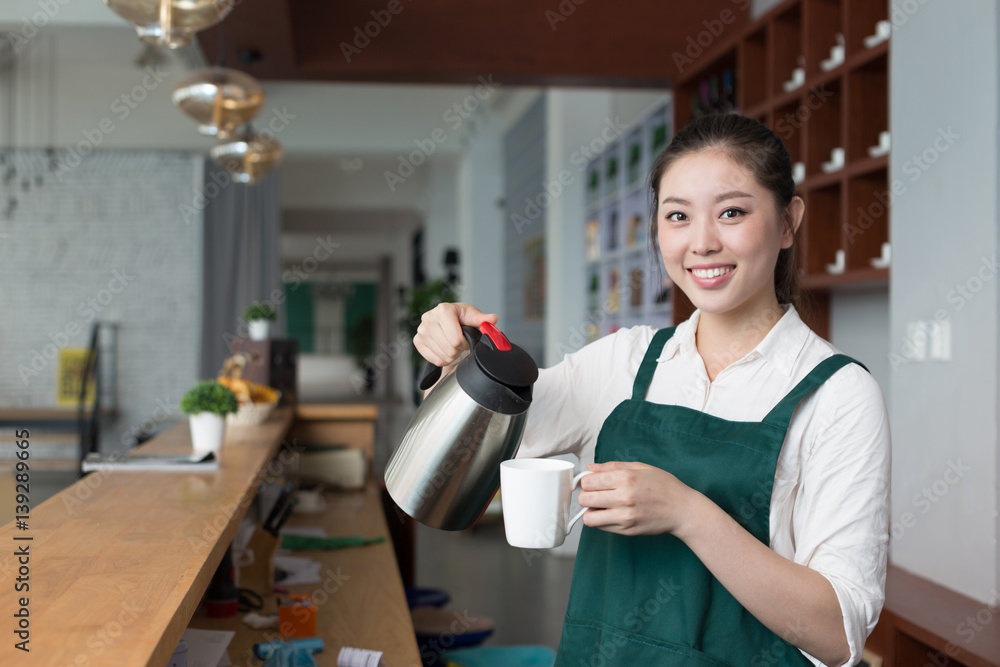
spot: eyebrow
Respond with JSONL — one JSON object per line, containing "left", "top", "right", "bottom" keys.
{"left": 660, "top": 190, "right": 755, "bottom": 206}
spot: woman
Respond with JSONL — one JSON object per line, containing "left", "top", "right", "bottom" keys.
{"left": 414, "top": 114, "right": 890, "bottom": 667}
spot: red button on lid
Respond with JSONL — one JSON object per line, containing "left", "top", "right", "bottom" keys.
{"left": 479, "top": 321, "right": 511, "bottom": 351}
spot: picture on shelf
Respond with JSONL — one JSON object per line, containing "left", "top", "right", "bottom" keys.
{"left": 627, "top": 139, "right": 642, "bottom": 185}
{"left": 651, "top": 121, "right": 669, "bottom": 155}
{"left": 605, "top": 152, "right": 619, "bottom": 195}
{"left": 587, "top": 271, "right": 599, "bottom": 313}
{"left": 608, "top": 268, "right": 620, "bottom": 314}
{"left": 607, "top": 211, "right": 619, "bottom": 251}
{"left": 627, "top": 213, "right": 646, "bottom": 247}
{"left": 587, "top": 166, "right": 600, "bottom": 203}
{"left": 629, "top": 268, "right": 644, "bottom": 309}
{"left": 523, "top": 236, "right": 546, "bottom": 320}
{"left": 586, "top": 218, "right": 600, "bottom": 261}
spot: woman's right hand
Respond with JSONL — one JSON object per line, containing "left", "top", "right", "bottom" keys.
{"left": 413, "top": 302, "right": 498, "bottom": 368}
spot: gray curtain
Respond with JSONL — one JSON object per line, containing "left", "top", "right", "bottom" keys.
{"left": 200, "top": 158, "right": 282, "bottom": 378}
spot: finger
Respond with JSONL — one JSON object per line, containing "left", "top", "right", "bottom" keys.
{"left": 413, "top": 321, "right": 456, "bottom": 367}
{"left": 579, "top": 471, "right": 624, "bottom": 492}
{"left": 416, "top": 305, "right": 467, "bottom": 365}
{"left": 435, "top": 305, "right": 468, "bottom": 355}
{"left": 578, "top": 489, "right": 626, "bottom": 509}
{"left": 454, "top": 303, "right": 499, "bottom": 328}
{"left": 581, "top": 508, "right": 628, "bottom": 530}
{"left": 600, "top": 461, "right": 649, "bottom": 471}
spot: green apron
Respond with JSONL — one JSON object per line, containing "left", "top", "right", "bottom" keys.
{"left": 555, "top": 326, "right": 864, "bottom": 667}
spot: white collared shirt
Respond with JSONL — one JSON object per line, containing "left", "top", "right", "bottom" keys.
{"left": 517, "top": 305, "right": 891, "bottom": 667}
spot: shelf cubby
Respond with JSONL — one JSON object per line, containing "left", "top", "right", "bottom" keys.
{"left": 846, "top": 52, "right": 888, "bottom": 162}
{"left": 774, "top": 99, "right": 804, "bottom": 165}
{"left": 803, "top": 183, "right": 842, "bottom": 279}
{"left": 772, "top": 4, "right": 804, "bottom": 96}
{"left": 804, "top": 0, "right": 843, "bottom": 77}
{"left": 803, "top": 77, "right": 843, "bottom": 178}
{"left": 845, "top": 0, "right": 889, "bottom": 56}
{"left": 740, "top": 25, "right": 769, "bottom": 110}
{"left": 845, "top": 168, "right": 889, "bottom": 272}
{"left": 604, "top": 143, "right": 622, "bottom": 198}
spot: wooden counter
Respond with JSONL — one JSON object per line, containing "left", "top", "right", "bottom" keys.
{"left": 0, "top": 406, "right": 420, "bottom": 667}
{"left": 193, "top": 484, "right": 421, "bottom": 666}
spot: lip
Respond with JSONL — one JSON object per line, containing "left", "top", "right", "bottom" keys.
{"left": 687, "top": 264, "right": 736, "bottom": 288}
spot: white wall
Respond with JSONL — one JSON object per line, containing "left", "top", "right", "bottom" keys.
{"left": 457, "top": 112, "right": 506, "bottom": 318}
{"left": 888, "top": 0, "right": 998, "bottom": 603}
{"left": 829, "top": 288, "right": 891, "bottom": 407}
{"left": 0, "top": 150, "right": 203, "bottom": 454}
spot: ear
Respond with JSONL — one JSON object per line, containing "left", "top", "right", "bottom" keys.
{"left": 781, "top": 196, "right": 805, "bottom": 249}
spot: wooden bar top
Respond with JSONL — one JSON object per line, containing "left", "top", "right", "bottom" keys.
{"left": 192, "top": 484, "right": 421, "bottom": 666}
{"left": 0, "top": 410, "right": 295, "bottom": 666}
{"left": 293, "top": 404, "right": 379, "bottom": 421}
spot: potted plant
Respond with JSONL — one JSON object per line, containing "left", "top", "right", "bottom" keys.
{"left": 243, "top": 301, "right": 277, "bottom": 340}
{"left": 180, "top": 380, "right": 239, "bottom": 456}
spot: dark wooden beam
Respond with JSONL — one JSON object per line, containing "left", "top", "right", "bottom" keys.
{"left": 200, "top": 0, "right": 751, "bottom": 87}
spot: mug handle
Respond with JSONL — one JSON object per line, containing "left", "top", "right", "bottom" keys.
{"left": 566, "top": 470, "right": 593, "bottom": 532}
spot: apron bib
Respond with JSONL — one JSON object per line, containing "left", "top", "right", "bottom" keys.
{"left": 555, "top": 327, "right": 864, "bottom": 667}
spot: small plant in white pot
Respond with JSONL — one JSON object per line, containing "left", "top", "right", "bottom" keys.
{"left": 243, "top": 301, "right": 277, "bottom": 341}
{"left": 180, "top": 380, "right": 239, "bottom": 456}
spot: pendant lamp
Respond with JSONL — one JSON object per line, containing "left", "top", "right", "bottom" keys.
{"left": 103, "top": 0, "right": 234, "bottom": 49}
{"left": 172, "top": 67, "right": 265, "bottom": 138}
{"left": 210, "top": 130, "right": 283, "bottom": 184}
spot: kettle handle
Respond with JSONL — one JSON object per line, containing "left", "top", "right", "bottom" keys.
{"left": 418, "top": 325, "right": 482, "bottom": 391}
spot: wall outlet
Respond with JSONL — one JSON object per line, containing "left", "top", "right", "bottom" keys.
{"left": 929, "top": 319, "right": 952, "bottom": 361}
{"left": 906, "top": 321, "right": 928, "bottom": 361}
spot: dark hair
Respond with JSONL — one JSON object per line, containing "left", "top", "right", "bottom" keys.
{"left": 648, "top": 113, "right": 800, "bottom": 307}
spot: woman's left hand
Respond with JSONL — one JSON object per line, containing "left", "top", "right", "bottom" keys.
{"left": 578, "top": 461, "right": 702, "bottom": 537}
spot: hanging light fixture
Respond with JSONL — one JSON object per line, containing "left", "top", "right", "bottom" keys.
{"left": 103, "top": 0, "right": 234, "bottom": 49}
{"left": 209, "top": 129, "right": 283, "bottom": 184}
{"left": 172, "top": 67, "right": 265, "bottom": 139}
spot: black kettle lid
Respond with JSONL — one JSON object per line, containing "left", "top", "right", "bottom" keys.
{"left": 472, "top": 322, "right": 538, "bottom": 389}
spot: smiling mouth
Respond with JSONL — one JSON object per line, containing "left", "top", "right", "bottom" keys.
{"left": 689, "top": 266, "right": 735, "bottom": 279}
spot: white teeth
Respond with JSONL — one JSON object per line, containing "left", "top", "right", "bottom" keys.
{"left": 691, "top": 267, "right": 733, "bottom": 279}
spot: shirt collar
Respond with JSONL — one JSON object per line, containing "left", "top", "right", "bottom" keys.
{"left": 656, "top": 304, "right": 809, "bottom": 377}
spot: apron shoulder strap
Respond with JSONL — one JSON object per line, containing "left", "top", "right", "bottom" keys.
{"left": 763, "top": 354, "right": 869, "bottom": 429}
{"left": 632, "top": 327, "right": 677, "bottom": 400}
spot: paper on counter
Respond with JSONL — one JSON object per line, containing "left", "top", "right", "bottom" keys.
{"left": 273, "top": 554, "right": 323, "bottom": 586}
{"left": 182, "top": 628, "right": 235, "bottom": 667}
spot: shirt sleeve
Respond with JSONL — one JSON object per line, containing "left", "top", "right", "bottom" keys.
{"left": 515, "top": 327, "right": 641, "bottom": 462}
{"left": 792, "top": 364, "right": 891, "bottom": 667}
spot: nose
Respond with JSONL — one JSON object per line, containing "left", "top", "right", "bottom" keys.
{"left": 688, "top": 217, "right": 721, "bottom": 256}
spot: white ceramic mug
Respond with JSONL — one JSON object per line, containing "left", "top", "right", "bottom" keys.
{"left": 500, "top": 458, "right": 592, "bottom": 549}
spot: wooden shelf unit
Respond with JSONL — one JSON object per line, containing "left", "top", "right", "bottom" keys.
{"left": 672, "top": 0, "right": 892, "bottom": 337}
{"left": 865, "top": 566, "right": 1000, "bottom": 667}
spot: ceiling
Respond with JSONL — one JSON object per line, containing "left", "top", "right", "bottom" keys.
{"left": 199, "top": 0, "right": 750, "bottom": 86}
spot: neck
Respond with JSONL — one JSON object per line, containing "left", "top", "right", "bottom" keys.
{"left": 695, "top": 298, "right": 786, "bottom": 380}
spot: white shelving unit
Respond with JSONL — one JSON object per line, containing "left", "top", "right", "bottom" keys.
{"left": 583, "top": 97, "right": 673, "bottom": 341}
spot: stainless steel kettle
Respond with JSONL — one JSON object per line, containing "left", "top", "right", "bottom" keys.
{"left": 385, "top": 322, "right": 539, "bottom": 530}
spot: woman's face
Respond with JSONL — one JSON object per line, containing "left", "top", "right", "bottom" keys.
{"left": 656, "top": 150, "right": 798, "bottom": 320}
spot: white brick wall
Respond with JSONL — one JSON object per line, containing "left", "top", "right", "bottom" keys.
{"left": 0, "top": 149, "right": 203, "bottom": 455}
